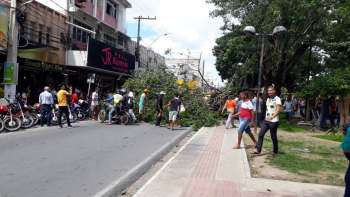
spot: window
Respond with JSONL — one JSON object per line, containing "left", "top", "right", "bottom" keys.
{"left": 38, "top": 24, "right": 44, "bottom": 44}
{"left": 104, "top": 34, "right": 116, "bottom": 47}
{"left": 72, "top": 20, "right": 92, "bottom": 43}
{"left": 106, "top": 0, "right": 118, "bottom": 18}
{"left": 26, "top": 21, "right": 36, "bottom": 41}
{"left": 46, "top": 27, "right": 51, "bottom": 45}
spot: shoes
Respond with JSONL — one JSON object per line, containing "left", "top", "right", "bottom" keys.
{"left": 68, "top": 125, "right": 73, "bottom": 128}
{"left": 59, "top": 125, "right": 63, "bottom": 128}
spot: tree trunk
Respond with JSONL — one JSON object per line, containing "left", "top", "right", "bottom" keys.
{"left": 306, "top": 99, "right": 311, "bottom": 121}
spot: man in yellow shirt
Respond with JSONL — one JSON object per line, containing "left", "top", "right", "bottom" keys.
{"left": 57, "top": 85, "right": 72, "bottom": 128}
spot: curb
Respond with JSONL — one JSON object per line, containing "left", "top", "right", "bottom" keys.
{"left": 94, "top": 127, "right": 193, "bottom": 197}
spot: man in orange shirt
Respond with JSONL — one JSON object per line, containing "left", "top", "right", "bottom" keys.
{"left": 222, "top": 95, "right": 237, "bottom": 129}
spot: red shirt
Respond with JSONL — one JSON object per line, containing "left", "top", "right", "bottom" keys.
{"left": 72, "top": 93, "right": 79, "bottom": 104}
{"left": 239, "top": 100, "right": 254, "bottom": 119}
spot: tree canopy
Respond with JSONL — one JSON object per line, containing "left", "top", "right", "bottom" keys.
{"left": 208, "top": 0, "right": 350, "bottom": 94}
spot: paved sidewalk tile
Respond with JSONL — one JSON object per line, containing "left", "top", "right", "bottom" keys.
{"left": 135, "top": 126, "right": 345, "bottom": 197}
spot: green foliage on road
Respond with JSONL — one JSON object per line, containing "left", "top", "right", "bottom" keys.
{"left": 123, "top": 67, "right": 220, "bottom": 130}
{"left": 208, "top": 0, "right": 350, "bottom": 93}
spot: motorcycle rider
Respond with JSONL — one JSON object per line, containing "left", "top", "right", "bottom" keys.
{"left": 107, "top": 90, "right": 123, "bottom": 125}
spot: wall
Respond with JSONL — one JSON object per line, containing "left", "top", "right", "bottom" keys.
{"left": 18, "top": 1, "right": 68, "bottom": 65}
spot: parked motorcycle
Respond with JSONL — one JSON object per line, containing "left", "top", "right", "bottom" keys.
{"left": 0, "top": 102, "right": 21, "bottom": 132}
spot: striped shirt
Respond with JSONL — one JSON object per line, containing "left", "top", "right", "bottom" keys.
{"left": 39, "top": 91, "right": 54, "bottom": 105}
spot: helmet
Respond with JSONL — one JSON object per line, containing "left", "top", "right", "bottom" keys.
{"left": 119, "top": 88, "right": 127, "bottom": 95}
{"left": 128, "top": 91, "right": 134, "bottom": 97}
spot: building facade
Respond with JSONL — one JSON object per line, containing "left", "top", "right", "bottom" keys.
{"left": 0, "top": 0, "right": 166, "bottom": 102}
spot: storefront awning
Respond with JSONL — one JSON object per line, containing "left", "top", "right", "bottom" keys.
{"left": 66, "top": 64, "right": 131, "bottom": 78}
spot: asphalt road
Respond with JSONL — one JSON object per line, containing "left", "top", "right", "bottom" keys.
{"left": 0, "top": 121, "right": 188, "bottom": 197}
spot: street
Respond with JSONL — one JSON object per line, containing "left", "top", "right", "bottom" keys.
{"left": 0, "top": 121, "right": 189, "bottom": 197}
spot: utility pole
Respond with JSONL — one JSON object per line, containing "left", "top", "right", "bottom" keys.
{"left": 4, "top": 0, "right": 19, "bottom": 102}
{"left": 134, "top": 16, "right": 156, "bottom": 69}
{"left": 202, "top": 60, "right": 205, "bottom": 88}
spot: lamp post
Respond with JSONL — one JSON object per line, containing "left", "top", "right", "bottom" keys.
{"left": 243, "top": 25, "right": 287, "bottom": 126}
{"left": 148, "top": 33, "right": 169, "bottom": 48}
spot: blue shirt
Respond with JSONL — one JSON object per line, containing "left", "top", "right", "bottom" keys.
{"left": 342, "top": 127, "right": 350, "bottom": 152}
{"left": 39, "top": 91, "right": 54, "bottom": 105}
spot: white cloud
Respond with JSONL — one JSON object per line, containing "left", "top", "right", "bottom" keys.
{"left": 126, "top": 0, "right": 224, "bottom": 86}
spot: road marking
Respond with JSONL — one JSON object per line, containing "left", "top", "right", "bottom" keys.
{"left": 132, "top": 127, "right": 206, "bottom": 197}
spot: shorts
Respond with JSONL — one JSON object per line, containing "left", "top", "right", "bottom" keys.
{"left": 169, "top": 111, "right": 178, "bottom": 121}
{"left": 237, "top": 118, "right": 252, "bottom": 134}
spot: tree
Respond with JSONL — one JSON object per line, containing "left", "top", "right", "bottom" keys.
{"left": 123, "top": 67, "right": 220, "bottom": 130}
{"left": 208, "top": 0, "right": 344, "bottom": 92}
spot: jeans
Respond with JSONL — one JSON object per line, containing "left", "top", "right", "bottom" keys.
{"left": 129, "top": 109, "right": 137, "bottom": 122}
{"left": 256, "top": 121, "right": 279, "bottom": 154}
{"left": 58, "top": 106, "right": 71, "bottom": 127}
{"left": 155, "top": 109, "right": 163, "bottom": 126}
{"left": 285, "top": 112, "right": 292, "bottom": 122}
{"left": 40, "top": 104, "right": 52, "bottom": 126}
{"left": 225, "top": 112, "right": 234, "bottom": 128}
{"left": 108, "top": 105, "right": 115, "bottom": 123}
{"left": 237, "top": 118, "right": 252, "bottom": 134}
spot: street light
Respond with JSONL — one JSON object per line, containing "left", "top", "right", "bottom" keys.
{"left": 243, "top": 25, "right": 287, "bottom": 125}
{"left": 148, "top": 33, "right": 169, "bottom": 48}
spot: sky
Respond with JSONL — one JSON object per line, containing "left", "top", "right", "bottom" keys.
{"left": 125, "top": 0, "right": 224, "bottom": 86}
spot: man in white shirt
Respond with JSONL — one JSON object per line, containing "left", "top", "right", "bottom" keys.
{"left": 255, "top": 85, "right": 282, "bottom": 155}
{"left": 90, "top": 89, "right": 99, "bottom": 120}
{"left": 39, "top": 86, "right": 54, "bottom": 127}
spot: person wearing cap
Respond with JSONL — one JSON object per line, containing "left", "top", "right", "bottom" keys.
{"left": 39, "top": 86, "right": 54, "bottom": 127}
{"left": 155, "top": 91, "right": 166, "bottom": 126}
{"left": 127, "top": 91, "right": 137, "bottom": 122}
{"left": 342, "top": 123, "right": 350, "bottom": 197}
{"left": 138, "top": 89, "right": 149, "bottom": 121}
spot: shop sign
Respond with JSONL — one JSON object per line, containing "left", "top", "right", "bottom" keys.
{"left": 87, "top": 38, "right": 135, "bottom": 74}
{"left": 3, "top": 62, "right": 18, "bottom": 84}
{"left": 0, "top": 5, "right": 9, "bottom": 51}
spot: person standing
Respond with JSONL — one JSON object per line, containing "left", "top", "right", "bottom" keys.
{"left": 342, "top": 123, "right": 350, "bottom": 197}
{"left": 155, "top": 91, "right": 166, "bottom": 126}
{"left": 299, "top": 99, "right": 306, "bottom": 119}
{"left": 138, "top": 89, "right": 149, "bottom": 122}
{"left": 222, "top": 95, "right": 237, "bottom": 129}
{"left": 90, "top": 89, "right": 99, "bottom": 120}
{"left": 283, "top": 96, "right": 293, "bottom": 123}
{"left": 255, "top": 85, "right": 282, "bottom": 154}
{"left": 39, "top": 86, "right": 54, "bottom": 127}
{"left": 233, "top": 91, "right": 257, "bottom": 149}
{"left": 127, "top": 91, "right": 137, "bottom": 123}
{"left": 71, "top": 90, "right": 79, "bottom": 105}
{"left": 167, "top": 93, "right": 181, "bottom": 130}
{"left": 57, "top": 85, "right": 72, "bottom": 128}
{"left": 329, "top": 96, "right": 339, "bottom": 129}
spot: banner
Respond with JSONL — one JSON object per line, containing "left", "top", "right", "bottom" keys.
{"left": 3, "top": 62, "right": 18, "bottom": 84}
{"left": 87, "top": 38, "right": 135, "bottom": 74}
{"left": 0, "top": 5, "right": 9, "bottom": 51}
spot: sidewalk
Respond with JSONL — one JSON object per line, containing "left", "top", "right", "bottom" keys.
{"left": 134, "top": 126, "right": 345, "bottom": 197}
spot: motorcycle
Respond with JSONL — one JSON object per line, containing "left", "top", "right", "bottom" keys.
{"left": 98, "top": 101, "right": 129, "bottom": 125}
{"left": 71, "top": 100, "right": 90, "bottom": 121}
{"left": 0, "top": 102, "right": 21, "bottom": 132}
{"left": 51, "top": 104, "right": 77, "bottom": 125}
